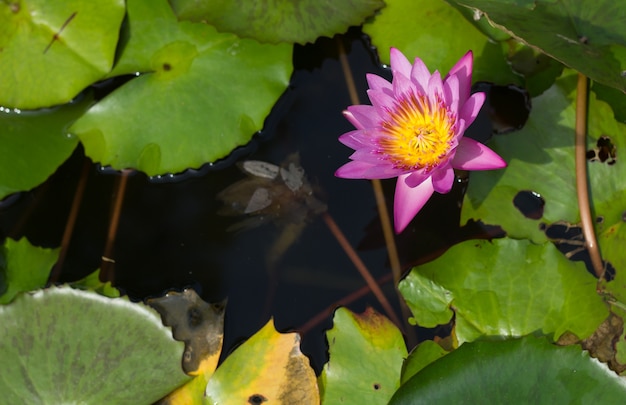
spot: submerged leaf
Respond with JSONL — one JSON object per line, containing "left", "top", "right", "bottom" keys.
{"left": 0, "top": 238, "right": 59, "bottom": 305}
{"left": 148, "top": 289, "right": 225, "bottom": 405}
{"left": 0, "top": 0, "right": 125, "bottom": 108}
{"left": 169, "top": 0, "right": 384, "bottom": 44}
{"left": 205, "top": 319, "right": 319, "bottom": 404}
{"left": 390, "top": 336, "right": 626, "bottom": 403}
{"left": 319, "top": 307, "right": 407, "bottom": 405}
{"left": 399, "top": 238, "right": 608, "bottom": 344}
{"left": 70, "top": 0, "right": 292, "bottom": 176}
{"left": 0, "top": 286, "right": 189, "bottom": 404}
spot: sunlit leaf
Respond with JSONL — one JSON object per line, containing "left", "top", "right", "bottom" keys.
{"left": 0, "top": 286, "right": 189, "bottom": 404}
{"left": 0, "top": 238, "right": 59, "bottom": 304}
{"left": 400, "top": 340, "right": 449, "bottom": 385}
{"left": 169, "top": 0, "right": 384, "bottom": 44}
{"left": 70, "top": 0, "right": 292, "bottom": 176}
{"left": 462, "top": 70, "right": 626, "bottom": 262}
{"left": 319, "top": 307, "right": 407, "bottom": 405}
{"left": 205, "top": 319, "right": 318, "bottom": 404}
{"left": 0, "top": 0, "right": 125, "bottom": 108}
{"left": 452, "top": 0, "right": 626, "bottom": 93}
{"left": 390, "top": 336, "right": 626, "bottom": 403}
{"left": 399, "top": 238, "right": 608, "bottom": 344}
{"left": 0, "top": 93, "right": 91, "bottom": 200}
{"left": 363, "top": 0, "right": 520, "bottom": 85}
{"left": 148, "top": 289, "right": 225, "bottom": 405}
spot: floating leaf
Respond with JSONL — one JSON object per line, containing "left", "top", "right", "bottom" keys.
{"left": 169, "top": 0, "right": 384, "bottom": 44}
{"left": 400, "top": 340, "right": 449, "bottom": 385}
{"left": 205, "top": 319, "right": 318, "bottom": 404}
{"left": 453, "top": 0, "right": 626, "bottom": 93}
{"left": 363, "top": 0, "right": 520, "bottom": 85}
{"left": 399, "top": 238, "right": 608, "bottom": 344}
{"left": 390, "top": 336, "right": 626, "bottom": 403}
{"left": 69, "top": 268, "right": 120, "bottom": 298}
{"left": 0, "top": 0, "right": 125, "bottom": 108}
{"left": 319, "top": 307, "right": 407, "bottom": 405}
{"left": 148, "top": 289, "right": 225, "bottom": 405}
{"left": 0, "top": 286, "right": 189, "bottom": 404}
{"left": 70, "top": 0, "right": 292, "bottom": 176}
{"left": 0, "top": 238, "right": 59, "bottom": 304}
{"left": 0, "top": 93, "right": 91, "bottom": 200}
{"left": 462, "top": 70, "right": 626, "bottom": 258}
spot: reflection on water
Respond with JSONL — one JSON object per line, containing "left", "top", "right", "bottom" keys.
{"left": 217, "top": 153, "right": 326, "bottom": 272}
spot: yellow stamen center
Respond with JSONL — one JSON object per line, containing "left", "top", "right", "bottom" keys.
{"left": 379, "top": 93, "right": 455, "bottom": 171}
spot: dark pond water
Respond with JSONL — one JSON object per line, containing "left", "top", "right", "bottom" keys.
{"left": 1, "top": 28, "right": 517, "bottom": 371}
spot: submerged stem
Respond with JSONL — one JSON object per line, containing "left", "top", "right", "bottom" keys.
{"left": 49, "top": 158, "right": 91, "bottom": 284}
{"left": 322, "top": 212, "right": 402, "bottom": 328}
{"left": 574, "top": 73, "right": 604, "bottom": 278}
{"left": 100, "top": 169, "right": 132, "bottom": 283}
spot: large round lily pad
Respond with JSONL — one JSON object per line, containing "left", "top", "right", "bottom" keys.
{"left": 0, "top": 287, "right": 189, "bottom": 404}
{"left": 0, "top": 0, "right": 125, "bottom": 108}
{"left": 390, "top": 336, "right": 626, "bottom": 403}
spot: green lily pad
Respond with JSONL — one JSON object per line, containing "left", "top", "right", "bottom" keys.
{"left": 168, "top": 0, "right": 384, "bottom": 44}
{"left": 400, "top": 340, "right": 449, "bottom": 385}
{"left": 70, "top": 0, "right": 292, "bottom": 176}
{"left": 0, "top": 238, "right": 59, "bottom": 305}
{"left": 69, "top": 269, "right": 120, "bottom": 298}
{"left": 0, "top": 0, "right": 125, "bottom": 108}
{"left": 399, "top": 238, "right": 608, "bottom": 344}
{"left": 462, "top": 70, "right": 626, "bottom": 248}
{"left": 319, "top": 307, "right": 407, "bottom": 405}
{"left": 0, "top": 286, "right": 189, "bottom": 404}
{"left": 390, "top": 336, "right": 626, "bottom": 403}
{"left": 453, "top": 0, "right": 626, "bottom": 93}
{"left": 0, "top": 93, "right": 91, "bottom": 200}
{"left": 363, "top": 0, "right": 520, "bottom": 85}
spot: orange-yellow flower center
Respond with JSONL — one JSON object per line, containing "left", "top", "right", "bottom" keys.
{"left": 379, "top": 93, "right": 455, "bottom": 170}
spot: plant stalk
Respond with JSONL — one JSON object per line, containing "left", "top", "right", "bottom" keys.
{"left": 574, "top": 73, "right": 604, "bottom": 278}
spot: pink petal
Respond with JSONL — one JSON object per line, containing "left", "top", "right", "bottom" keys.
{"left": 393, "top": 72, "right": 413, "bottom": 99}
{"left": 405, "top": 171, "right": 430, "bottom": 187}
{"left": 367, "top": 89, "right": 396, "bottom": 113}
{"left": 390, "top": 48, "right": 412, "bottom": 78}
{"left": 447, "top": 51, "right": 473, "bottom": 101}
{"left": 344, "top": 105, "right": 379, "bottom": 129}
{"left": 410, "top": 57, "right": 431, "bottom": 94}
{"left": 427, "top": 71, "right": 444, "bottom": 99}
{"left": 443, "top": 74, "right": 460, "bottom": 113}
{"left": 451, "top": 137, "right": 507, "bottom": 170}
{"left": 431, "top": 166, "right": 455, "bottom": 193}
{"left": 366, "top": 73, "right": 392, "bottom": 93}
{"left": 394, "top": 174, "right": 434, "bottom": 233}
{"left": 459, "top": 92, "right": 485, "bottom": 126}
{"left": 336, "top": 161, "right": 404, "bottom": 179}
{"left": 338, "top": 129, "right": 373, "bottom": 149}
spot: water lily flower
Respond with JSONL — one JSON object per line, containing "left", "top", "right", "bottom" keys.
{"left": 335, "top": 48, "right": 506, "bottom": 233}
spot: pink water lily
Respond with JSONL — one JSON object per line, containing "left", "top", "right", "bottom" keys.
{"left": 335, "top": 48, "right": 506, "bottom": 233}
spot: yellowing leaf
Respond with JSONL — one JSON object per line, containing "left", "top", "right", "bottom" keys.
{"left": 148, "top": 289, "right": 225, "bottom": 405}
{"left": 205, "top": 319, "right": 319, "bottom": 404}
{"left": 320, "top": 307, "right": 407, "bottom": 405}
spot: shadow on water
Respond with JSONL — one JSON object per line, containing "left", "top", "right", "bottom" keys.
{"left": 0, "top": 28, "right": 510, "bottom": 372}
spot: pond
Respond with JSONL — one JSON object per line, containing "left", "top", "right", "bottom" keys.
{"left": 0, "top": 28, "right": 504, "bottom": 371}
